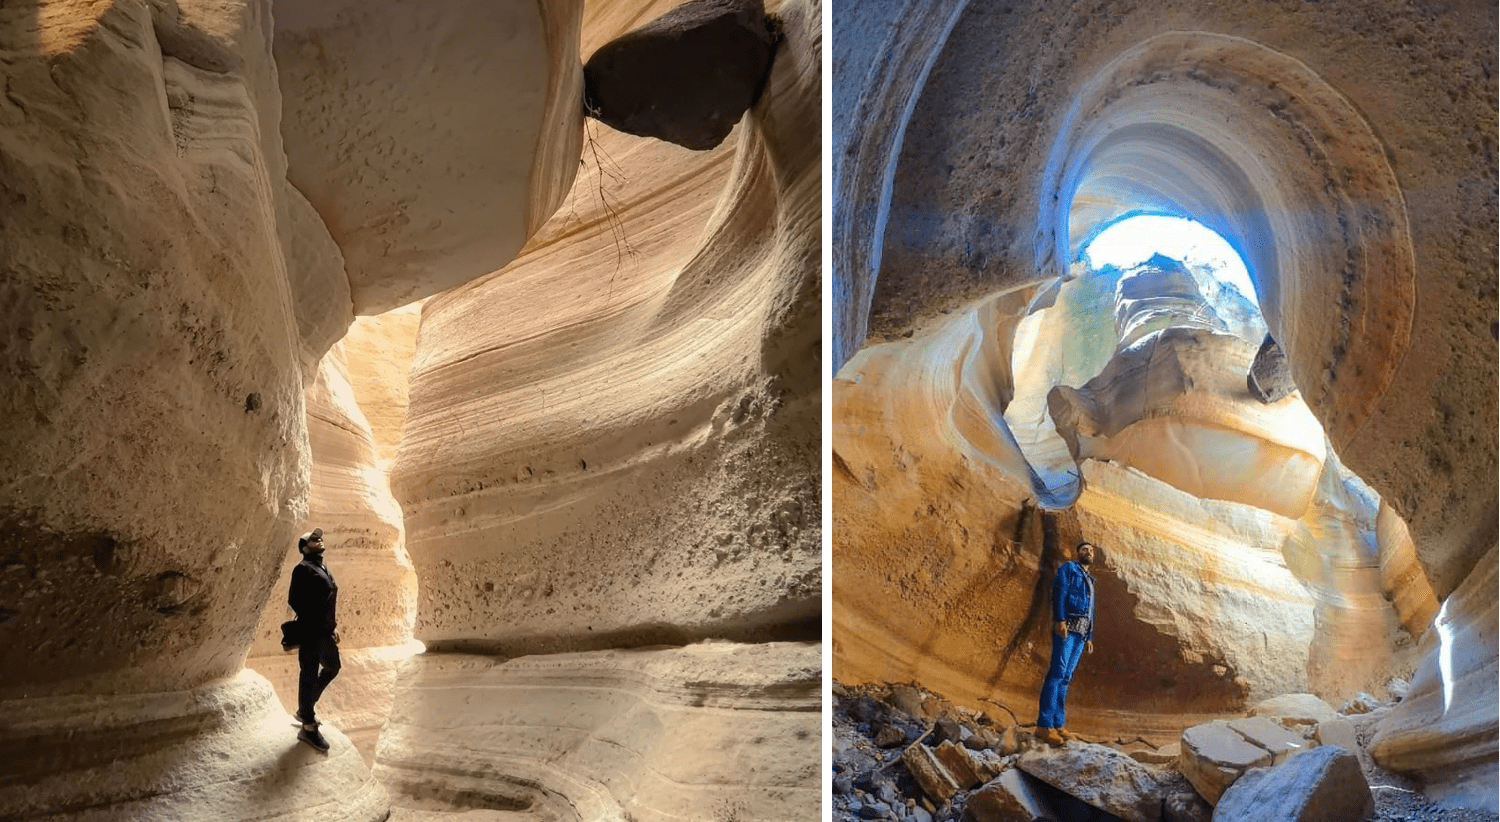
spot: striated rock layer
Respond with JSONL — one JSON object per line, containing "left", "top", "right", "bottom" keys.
{"left": 834, "top": 0, "right": 1494, "bottom": 803}
{"left": 833, "top": 278, "right": 1432, "bottom": 744}
{"left": 246, "top": 329, "right": 421, "bottom": 763}
{"left": 274, "top": 0, "right": 586, "bottom": 314}
{"left": 1, "top": 0, "right": 590, "bottom": 818}
{"left": 374, "top": 642, "right": 820, "bottom": 821}
{"left": 0, "top": 670, "right": 386, "bottom": 822}
{"left": 390, "top": 0, "right": 822, "bottom": 656}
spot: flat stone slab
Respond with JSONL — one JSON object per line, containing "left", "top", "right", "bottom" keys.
{"left": 1017, "top": 741, "right": 1169, "bottom": 822}
{"left": 1179, "top": 721, "right": 1273, "bottom": 805}
{"left": 1212, "top": 745, "right": 1373, "bottom": 821}
{"left": 1228, "top": 716, "right": 1311, "bottom": 763}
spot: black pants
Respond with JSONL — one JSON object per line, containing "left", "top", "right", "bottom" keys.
{"left": 297, "top": 633, "right": 341, "bottom": 725}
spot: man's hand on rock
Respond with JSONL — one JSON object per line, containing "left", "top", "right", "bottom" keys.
{"left": 1055, "top": 621, "right": 1067, "bottom": 638}
{"left": 1085, "top": 641, "right": 1093, "bottom": 654}
{"left": 333, "top": 629, "right": 340, "bottom": 645}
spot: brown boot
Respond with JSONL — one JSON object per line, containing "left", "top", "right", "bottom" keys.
{"left": 1056, "top": 727, "right": 1078, "bottom": 741}
{"left": 1035, "top": 726, "right": 1065, "bottom": 747}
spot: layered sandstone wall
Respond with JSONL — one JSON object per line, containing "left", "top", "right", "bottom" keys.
{"left": 374, "top": 642, "right": 820, "bottom": 821}
{"left": 833, "top": 0, "right": 1495, "bottom": 805}
{"left": 246, "top": 325, "right": 421, "bottom": 763}
{"left": 1, "top": 0, "right": 588, "bottom": 817}
{"left": 832, "top": 0, "right": 1497, "bottom": 602}
{"left": 389, "top": 0, "right": 821, "bottom": 657}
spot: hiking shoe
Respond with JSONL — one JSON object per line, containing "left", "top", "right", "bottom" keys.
{"left": 297, "top": 726, "right": 330, "bottom": 753}
{"left": 1056, "top": 727, "right": 1079, "bottom": 741}
{"left": 1035, "top": 726, "right": 1065, "bottom": 747}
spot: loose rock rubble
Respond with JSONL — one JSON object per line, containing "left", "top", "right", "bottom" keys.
{"left": 833, "top": 682, "right": 1496, "bottom": 822}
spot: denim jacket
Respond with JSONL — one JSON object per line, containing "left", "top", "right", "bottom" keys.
{"left": 1051, "top": 560, "right": 1095, "bottom": 642}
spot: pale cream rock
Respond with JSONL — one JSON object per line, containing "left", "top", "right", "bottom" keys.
{"left": 337, "top": 305, "right": 424, "bottom": 467}
{"left": 1313, "top": 718, "right": 1359, "bottom": 755}
{"left": 1211, "top": 746, "right": 1373, "bottom": 822}
{"left": 1250, "top": 694, "right": 1339, "bottom": 727}
{"left": 273, "top": 0, "right": 585, "bottom": 314}
{"left": 390, "top": 0, "right": 822, "bottom": 653}
{"left": 1178, "top": 721, "right": 1273, "bottom": 805}
{"left": 0, "top": 671, "right": 386, "bottom": 821}
{"left": 1048, "top": 328, "right": 1326, "bottom": 520}
{"left": 1370, "top": 545, "right": 1499, "bottom": 812}
{"left": 371, "top": 642, "right": 819, "bottom": 822}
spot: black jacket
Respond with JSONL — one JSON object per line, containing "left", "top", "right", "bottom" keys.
{"left": 289, "top": 555, "right": 338, "bottom": 635}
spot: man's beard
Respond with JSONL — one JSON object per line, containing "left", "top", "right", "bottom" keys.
{"left": 1077, "top": 555, "right": 1092, "bottom": 565}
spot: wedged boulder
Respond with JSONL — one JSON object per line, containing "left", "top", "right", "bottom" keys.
{"left": 1179, "top": 721, "right": 1274, "bottom": 805}
{"left": 584, "top": 0, "right": 777, "bottom": 150}
{"left": 963, "top": 769, "right": 1058, "bottom": 822}
{"left": 1211, "top": 746, "right": 1373, "bottom": 822}
{"left": 1162, "top": 776, "right": 1213, "bottom": 822}
{"left": 1226, "top": 716, "right": 1309, "bottom": 764}
{"left": 903, "top": 744, "right": 960, "bottom": 804}
{"left": 1247, "top": 334, "right": 1297, "bottom": 403}
{"left": 1016, "top": 742, "right": 1170, "bottom": 822}
{"left": 1250, "top": 694, "right": 1338, "bottom": 727}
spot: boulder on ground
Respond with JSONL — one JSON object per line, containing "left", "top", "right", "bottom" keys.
{"left": 1211, "top": 746, "right": 1373, "bottom": 822}
{"left": 1339, "top": 692, "right": 1381, "bottom": 715}
{"left": 903, "top": 744, "right": 959, "bottom": 804}
{"left": 876, "top": 723, "right": 908, "bottom": 747}
{"left": 935, "top": 740, "right": 983, "bottom": 789}
{"left": 1017, "top": 742, "right": 1169, "bottom": 822}
{"left": 963, "top": 769, "right": 1059, "bottom": 822}
{"left": 1250, "top": 694, "right": 1339, "bottom": 726}
{"left": 1313, "top": 718, "right": 1359, "bottom": 754}
{"left": 583, "top": 0, "right": 777, "bottom": 150}
{"left": 1179, "top": 721, "right": 1274, "bottom": 805}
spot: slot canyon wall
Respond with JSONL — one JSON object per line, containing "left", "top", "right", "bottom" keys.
{"left": 370, "top": 0, "right": 823, "bottom": 817}
{"left": 1, "top": 0, "right": 819, "bottom": 818}
{"left": 832, "top": 0, "right": 1496, "bottom": 810}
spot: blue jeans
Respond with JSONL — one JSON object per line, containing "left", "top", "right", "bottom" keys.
{"left": 1037, "top": 629, "right": 1087, "bottom": 728}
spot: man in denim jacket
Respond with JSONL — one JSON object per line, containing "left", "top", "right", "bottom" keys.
{"left": 1036, "top": 541, "right": 1096, "bottom": 746}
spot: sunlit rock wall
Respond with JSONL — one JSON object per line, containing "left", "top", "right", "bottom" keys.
{"left": 390, "top": 0, "right": 821, "bottom": 656}
{"left": 1048, "top": 327, "right": 1326, "bottom": 519}
{"left": 374, "top": 641, "right": 820, "bottom": 821}
{"left": 833, "top": 0, "right": 1496, "bottom": 803}
{"left": 272, "top": 0, "right": 585, "bottom": 314}
{"left": 246, "top": 330, "right": 420, "bottom": 764}
{"left": 1, "top": 0, "right": 586, "bottom": 817}
{"left": 1371, "top": 545, "right": 1498, "bottom": 811}
{"left": 832, "top": 296, "right": 1325, "bottom": 742}
{"left": 833, "top": 0, "right": 1496, "bottom": 602}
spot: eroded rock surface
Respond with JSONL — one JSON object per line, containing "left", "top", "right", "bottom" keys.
{"left": 834, "top": 1, "right": 1495, "bottom": 803}
{"left": 391, "top": 0, "right": 821, "bottom": 656}
{"left": 374, "top": 642, "right": 819, "bottom": 821}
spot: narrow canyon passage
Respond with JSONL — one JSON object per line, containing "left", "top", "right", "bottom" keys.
{"left": 833, "top": 0, "right": 1495, "bottom": 819}
{"left": 0, "top": 0, "right": 820, "bottom": 819}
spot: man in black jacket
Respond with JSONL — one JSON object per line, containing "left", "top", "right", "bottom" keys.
{"left": 289, "top": 528, "right": 340, "bottom": 752}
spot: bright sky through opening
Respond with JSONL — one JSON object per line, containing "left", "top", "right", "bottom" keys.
{"left": 1081, "top": 215, "right": 1259, "bottom": 304}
